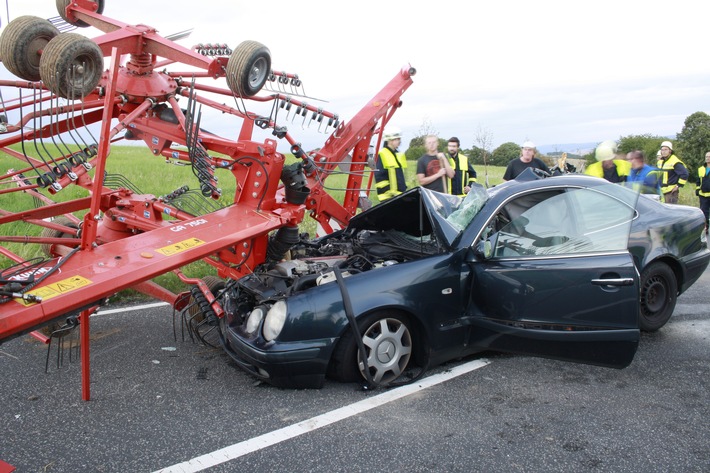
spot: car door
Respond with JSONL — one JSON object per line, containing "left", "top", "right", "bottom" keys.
{"left": 466, "top": 185, "right": 640, "bottom": 368}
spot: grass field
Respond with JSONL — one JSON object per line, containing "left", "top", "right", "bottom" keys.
{"left": 0, "top": 146, "right": 700, "bottom": 302}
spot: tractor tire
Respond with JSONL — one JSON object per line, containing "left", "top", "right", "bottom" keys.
{"left": 40, "top": 216, "right": 79, "bottom": 257}
{"left": 226, "top": 40, "right": 271, "bottom": 98}
{"left": 40, "top": 33, "right": 104, "bottom": 99}
{"left": 56, "top": 0, "right": 105, "bottom": 28}
{"left": 0, "top": 16, "right": 59, "bottom": 81}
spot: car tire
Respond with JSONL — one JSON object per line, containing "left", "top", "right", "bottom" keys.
{"left": 329, "top": 311, "right": 414, "bottom": 385}
{"left": 639, "top": 262, "right": 677, "bottom": 332}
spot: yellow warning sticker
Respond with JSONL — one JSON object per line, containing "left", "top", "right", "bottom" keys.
{"left": 156, "top": 237, "right": 206, "bottom": 256}
{"left": 16, "top": 275, "right": 92, "bottom": 306}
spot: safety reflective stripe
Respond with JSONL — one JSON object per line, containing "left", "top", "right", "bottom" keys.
{"left": 657, "top": 155, "right": 688, "bottom": 192}
{"left": 376, "top": 148, "right": 406, "bottom": 200}
{"left": 699, "top": 167, "right": 710, "bottom": 197}
{"left": 447, "top": 153, "right": 473, "bottom": 196}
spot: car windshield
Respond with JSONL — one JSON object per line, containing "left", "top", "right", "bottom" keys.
{"left": 420, "top": 184, "right": 489, "bottom": 244}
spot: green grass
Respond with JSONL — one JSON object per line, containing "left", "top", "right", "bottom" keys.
{"left": 0, "top": 148, "right": 700, "bottom": 303}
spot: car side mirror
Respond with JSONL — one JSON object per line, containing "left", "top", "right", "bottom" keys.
{"left": 474, "top": 238, "right": 494, "bottom": 260}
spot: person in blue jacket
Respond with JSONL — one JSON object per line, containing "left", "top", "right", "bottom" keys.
{"left": 625, "top": 150, "right": 662, "bottom": 198}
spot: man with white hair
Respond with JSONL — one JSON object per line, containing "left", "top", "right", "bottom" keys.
{"left": 656, "top": 140, "right": 688, "bottom": 204}
{"left": 502, "top": 141, "right": 550, "bottom": 181}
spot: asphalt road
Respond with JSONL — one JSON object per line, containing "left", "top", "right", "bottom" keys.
{"left": 1, "top": 262, "right": 708, "bottom": 473}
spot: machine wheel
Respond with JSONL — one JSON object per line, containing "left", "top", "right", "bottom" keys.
{"left": 40, "top": 33, "right": 103, "bottom": 99}
{"left": 186, "top": 276, "right": 226, "bottom": 347}
{"left": 329, "top": 311, "right": 414, "bottom": 385}
{"left": 639, "top": 262, "right": 678, "bottom": 332}
{"left": 56, "top": 0, "right": 105, "bottom": 28}
{"left": 0, "top": 16, "right": 59, "bottom": 81}
{"left": 226, "top": 40, "right": 271, "bottom": 97}
{"left": 40, "top": 216, "right": 79, "bottom": 257}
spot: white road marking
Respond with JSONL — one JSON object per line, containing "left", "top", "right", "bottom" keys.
{"left": 154, "top": 358, "right": 490, "bottom": 473}
{"left": 93, "top": 302, "right": 169, "bottom": 315}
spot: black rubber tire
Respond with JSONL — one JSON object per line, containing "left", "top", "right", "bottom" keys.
{"left": 56, "top": 0, "right": 105, "bottom": 28}
{"left": 0, "top": 16, "right": 60, "bottom": 81}
{"left": 328, "top": 311, "right": 414, "bottom": 385}
{"left": 39, "top": 33, "right": 104, "bottom": 99}
{"left": 639, "top": 262, "right": 678, "bottom": 332}
{"left": 40, "top": 216, "right": 79, "bottom": 256}
{"left": 225, "top": 40, "right": 271, "bottom": 97}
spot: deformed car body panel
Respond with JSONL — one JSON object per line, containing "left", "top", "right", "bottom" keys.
{"left": 220, "top": 175, "right": 710, "bottom": 388}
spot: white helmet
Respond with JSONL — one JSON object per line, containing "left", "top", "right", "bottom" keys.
{"left": 383, "top": 126, "right": 402, "bottom": 141}
{"left": 660, "top": 140, "right": 673, "bottom": 151}
{"left": 595, "top": 140, "right": 617, "bottom": 162}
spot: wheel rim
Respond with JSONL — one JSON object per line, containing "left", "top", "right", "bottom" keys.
{"left": 66, "top": 55, "right": 100, "bottom": 98}
{"left": 358, "top": 318, "right": 412, "bottom": 384}
{"left": 248, "top": 56, "right": 269, "bottom": 90}
{"left": 641, "top": 275, "right": 668, "bottom": 316}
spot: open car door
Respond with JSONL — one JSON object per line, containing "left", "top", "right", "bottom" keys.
{"left": 468, "top": 184, "right": 641, "bottom": 368}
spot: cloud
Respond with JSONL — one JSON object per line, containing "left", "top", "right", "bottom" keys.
{"left": 2, "top": 0, "right": 709, "bottom": 153}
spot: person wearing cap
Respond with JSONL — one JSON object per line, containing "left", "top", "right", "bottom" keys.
{"left": 625, "top": 150, "right": 662, "bottom": 198}
{"left": 444, "top": 136, "right": 477, "bottom": 196}
{"left": 584, "top": 140, "right": 631, "bottom": 183}
{"left": 656, "top": 140, "right": 688, "bottom": 204}
{"left": 374, "top": 127, "right": 408, "bottom": 201}
{"left": 502, "top": 141, "right": 550, "bottom": 181}
{"left": 696, "top": 151, "right": 710, "bottom": 233}
{"left": 416, "top": 134, "right": 454, "bottom": 193}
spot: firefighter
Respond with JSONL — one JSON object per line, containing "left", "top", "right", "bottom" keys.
{"left": 697, "top": 151, "right": 710, "bottom": 233}
{"left": 585, "top": 140, "right": 631, "bottom": 183}
{"left": 374, "top": 127, "right": 408, "bottom": 201}
{"left": 656, "top": 140, "right": 689, "bottom": 204}
{"left": 445, "top": 136, "right": 477, "bottom": 196}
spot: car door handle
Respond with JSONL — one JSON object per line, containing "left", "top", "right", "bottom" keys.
{"left": 591, "top": 278, "right": 634, "bottom": 286}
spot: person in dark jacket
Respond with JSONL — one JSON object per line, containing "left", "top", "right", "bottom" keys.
{"left": 444, "top": 136, "right": 477, "bottom": 196}
{"left": 656, "top": 140, "right": 689, "bottom": 204}
{"left": 697, "top": 151, "right": 710, "bottom": 233}
{"left": 374, "top": 127, "right": 408, "bottom": 202}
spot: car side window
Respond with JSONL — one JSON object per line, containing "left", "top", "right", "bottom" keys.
{"left": 492, "top": 188, "right": 632, "bottom": 257}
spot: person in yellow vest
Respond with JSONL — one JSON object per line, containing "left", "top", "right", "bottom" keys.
{"left": 584, "top": 140, "right": 631, "bottom": 183}
{"left": 696, "top": 150, "right": 710, "bottom": 233}
{"left": 656, "top": 140, "right": 689, "bottom": 204}
{"left": 374, "top": 127, "right": 408, "bottom": 202}
{"left": 444, "top": 137, "right": 477, "bottom": 196}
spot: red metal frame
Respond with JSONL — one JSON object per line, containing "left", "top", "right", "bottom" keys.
{"left": 0, "top": 1, "right": 414, "bottom": 399}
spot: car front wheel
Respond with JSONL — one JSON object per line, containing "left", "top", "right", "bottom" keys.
{"left": 639, "top": 262, "right": 677, "bottom": 332}
{"left": 329, "top": 312, "right": 414, "bottom": 386}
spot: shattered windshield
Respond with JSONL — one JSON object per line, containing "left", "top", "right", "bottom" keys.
{"left": 420, "top": 184, "right": 490, "bottom": 245}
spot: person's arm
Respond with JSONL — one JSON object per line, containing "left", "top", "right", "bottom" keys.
{"left": 417, "top": 170, "right": 446, "bottom": 186}
{"left": 675, "top": 163, "right": 689, "bottom": 187}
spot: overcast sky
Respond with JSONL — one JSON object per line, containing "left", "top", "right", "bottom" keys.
{"left": 2, "top": 0, "right": 709, "bottom": 154}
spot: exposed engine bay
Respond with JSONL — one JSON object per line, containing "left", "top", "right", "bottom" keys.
{"left": 237, "top": 227, "right": 440, "bottom": 303}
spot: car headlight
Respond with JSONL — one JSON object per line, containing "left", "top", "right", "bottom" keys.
{"left": 263, "top": 300, "right": 287, "bottom": 341}
{"left": 245, "top": 306, "right": 265, "bottom": 335}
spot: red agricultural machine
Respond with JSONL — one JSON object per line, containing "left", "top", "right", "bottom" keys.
{"left": 0, "top": 0, "right": 415, "bottom": 399}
